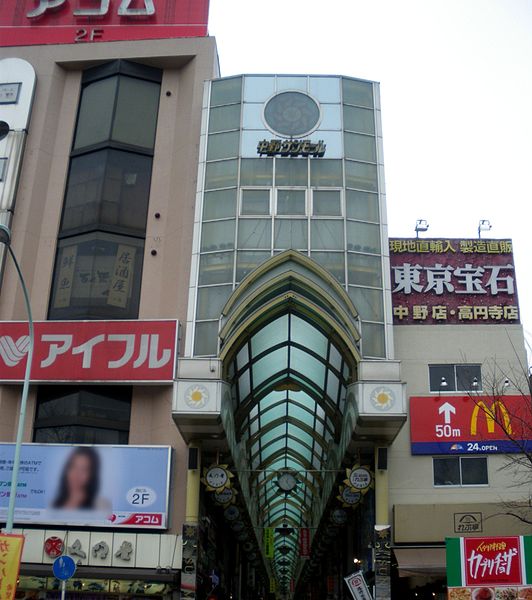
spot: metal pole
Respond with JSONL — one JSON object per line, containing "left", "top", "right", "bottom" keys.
{"left": 3, "top": 242, "right": 34, "bottom": 533}
{"left": 61, "top": 580, "right": 66, "bottom": 600}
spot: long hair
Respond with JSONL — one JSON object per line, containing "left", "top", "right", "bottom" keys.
{"left": 52, "top": 446, "right": 100, "bottom": 509}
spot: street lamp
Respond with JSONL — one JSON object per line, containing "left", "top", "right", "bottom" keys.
{"left": 0, "top": 224, "right": 34, "bottom": 533}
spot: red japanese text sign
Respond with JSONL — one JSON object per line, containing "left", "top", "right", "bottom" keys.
{"left": 389, "top": 238, "right": 519, "bottom": 325}
{"left": 0, "top": 534, "right": 25, "bottom": 600}
{"left": 299, "top": 527, "right": 310, "bottom": 558}
{"left": 0, "top": 319, "right": 178, "bottom": 382}
{"left": 0, "top": 0, "right": 209, "bottom": 47}
{"left": 410, "top": 395, "right": 532, "bottom": 455}
{"left": 464, "top": 537, "right": 523, "bottom": 586}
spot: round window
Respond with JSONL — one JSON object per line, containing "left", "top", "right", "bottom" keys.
{"left": 263, "top": 91, "right": 320, "bottom": 137}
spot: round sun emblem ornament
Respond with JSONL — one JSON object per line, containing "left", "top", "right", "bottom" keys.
{"left": 263, "top": 91, "right": 321, "bottom": 137}
{"left": 370, "top": 386, "right": 395, "bottom": 412}
{"left": 346, "top": 466, "right": 373, "bottom": 492}
{"left": 185, "top": 384, "right": 209, "bottom": 409}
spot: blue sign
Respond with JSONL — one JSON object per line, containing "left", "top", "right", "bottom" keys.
{"left": 53, "top": 555, "right": 76, "bottom": 581}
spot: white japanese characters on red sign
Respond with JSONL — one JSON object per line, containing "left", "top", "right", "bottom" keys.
{"left": 0, "top": 320, "right": 178, "bottom": 382}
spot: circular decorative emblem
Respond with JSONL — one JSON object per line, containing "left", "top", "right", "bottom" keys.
{"left": 347, "top": 466, "right": 373, "bottom": 491}
{"left": 231, "top": 521, "right": 245, "bottom": 533}
{"left": 213, "top": 487, "right": 235, "bottom": 505}
{"left": 224, "top": 506, "right": 240, "bottom": 522}
{"left": 203, "top": 464, "right": 233, "bottom": 492}
{"left": 185, "top": 384, "right": 209, "bottom": 409}
{"left": 263, "top": 91, "right": 320, "bottom": 138}
{"left": 338, "top": 486, "right": 361, "bottom": 507}
{"left": 236, "top": 530, "right": 249, "bottom": 542}
{"left": 277, "top": 471, "right": 298, "bottom": 493}
{"left": 331, "top": 508, "right": 348, "bottom": 525}
{"left": 370, "top": 386, "right": 396, "bottom": 412}
{"left": 44, "top": 536, "right": 64, "bottom": 558}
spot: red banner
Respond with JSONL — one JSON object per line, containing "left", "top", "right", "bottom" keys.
{"left": 410, "top": 395, "right": 532, "bottom": 455}
{"left": 299, "top": 527, "right": 310, "bottom": 558}
{"left": 389, "top": 238, "right": 519, "bottom": 325}
{"left": 0, "top": 0, "right": 209, "bottom": 47}
{"left": 464, "top": 537, "right": 523, "bottom": 586}
{"left": 0, "top": 320, "right": 178, "bottom": 382}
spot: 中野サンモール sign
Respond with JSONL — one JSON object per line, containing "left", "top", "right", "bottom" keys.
{"left": 389, "top": 238, "right": 519, "bottom": 325}
{"left": 0, "top": 0, "right": 209, "bottom": 47}
{"left": 446, "top": 536, "right": 532, "bottom": 599}
{"left": 0, "top": 320, "right": 178, "bottom": 382}
{"left": 410, "top": 395, "right": 531, "bottom": 455}
{"left": 0, "top": 444, "right": 171, "bottom": 528}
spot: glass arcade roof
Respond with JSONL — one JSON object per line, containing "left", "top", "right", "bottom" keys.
{"left": 226, "top": 311, "right": 354, "bottom": 584}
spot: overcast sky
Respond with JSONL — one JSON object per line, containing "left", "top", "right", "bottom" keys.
{"left": 209, "top": 0, "right": 532, "bottom": 360}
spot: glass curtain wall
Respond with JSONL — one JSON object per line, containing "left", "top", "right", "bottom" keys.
{"left": 194, "top": 75, "right": 386, "bottom": 358}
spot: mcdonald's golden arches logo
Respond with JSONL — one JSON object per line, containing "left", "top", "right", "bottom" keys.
{"left": 470, "top": 400, "right": 512, "bottom": 436}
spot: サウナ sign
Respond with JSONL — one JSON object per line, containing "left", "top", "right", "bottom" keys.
{"left": 0, "top": 319, "right": 178, "bottom": 382}
{"left": 0, "top": 444, "right": 171, "bottom": 529}
{"left": 0, "top": 0, "right": 209, "bottom": 47}
{"left": 446, "top": 536, "right": 532, "bottom": 599}
{"left": 389, "top": 238, "right": 519, "bottom": 325}
{"left": 410, "top": 395, "right": 532, "bottom": 455}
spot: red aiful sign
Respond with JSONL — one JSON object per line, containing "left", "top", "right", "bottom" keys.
{"left": 389, "top": 238, "right": 519, "bottom": 325}
{"left": 464, "top": 537, "right": 523, "bottom": 587}
{"left": 0, "top": 0, "right": 209, "bottom": 47}
{"left": 410, "top": 395, "right": 531, "bottom": 455}
{"left": 0, "top": 319, "right": 178, "bottom": 382}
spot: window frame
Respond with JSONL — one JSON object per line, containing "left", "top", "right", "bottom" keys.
{"left": 432, "top": 456, "right": 489, "bottom": 487}
{"left": 428, "top": 363, "right": 482, "bottom": 393}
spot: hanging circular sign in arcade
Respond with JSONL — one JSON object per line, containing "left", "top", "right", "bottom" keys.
{"left": 213, "top": 486, "right": 236, "bottom": 506}
{"left": 202, "top": 464, "right": 234, "bottom": 492}
{"left": 345, "top": 465, "right": 373, "bottom": 492}
{"left": 223, "top": 506, "right": 240, "bottom": 522}
{"left": 331, "top": 508, "right": 348, "bottom": 526}
{"left": 337, "top": 485, "right": 362, "bottom": 508}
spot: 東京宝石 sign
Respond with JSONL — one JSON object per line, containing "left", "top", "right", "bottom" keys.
{"left": 410, "top": 395, "right": 532, "bottom": 455}
{"left": 0, "top": 0, "right": 209, "bottom": 47}
{"left": 389, "top": 238, "right": 519, "bottom": 325}
{"left": 0, "top": 320, "right": 178, "bottom": 383}
{"left": 446, "top": 536, "right": 532, "bottom": 599}
{"left": 0, "top": 444, "right": 171, "bottom": 529}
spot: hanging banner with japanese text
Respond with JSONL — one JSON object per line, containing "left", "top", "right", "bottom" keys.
{"left": 410, "top": 395, "right": 532, "bottom": 455}
{"left": 0, "top": 0, "right": 209, "bottom": 47}
{"left": 0, "top": 443, "right": 171, "bottom": 528}
{"left": 299, "top": 527, "right": 310, "bottom": 558}
{"left": 0, "top": 320, "right": 178, "bottom": 383}
{"left": 389, "top": 238, "right": 519, "bottom": 325}
{"left": 0, "top": 534, "right": 24, "bottom": 600}
{"left": 446, "top": 536, "right": 532, "bottom": 599}
{"left": 264, "top": 528, "right": 274, "bottom": 559}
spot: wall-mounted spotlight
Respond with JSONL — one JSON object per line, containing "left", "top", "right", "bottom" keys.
{"left": 440, "top": 376, "right": 448, "bottom": 389}
{"left": 478, "top": 219, "right": 492, "bottom": 238}
{"left": 415, "top": 219, "right": 429, "bottom": 238}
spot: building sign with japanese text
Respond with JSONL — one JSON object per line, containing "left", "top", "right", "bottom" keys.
{"left": 0, "top": 444, "right": 171, "bottom": 529}
{"left": 410, "top": 396, "right": 532, "bottom": 455}
{"left": 0, "top": 534, "right": 24, "bottom": 600}
{"left": 0, "top": 0, "right": 209, "bottom": 47}
{"left": 0, "top": 320, "right": 178, "bottom": 383}
{"left": 257, "top": 139, "right": 326, "bottom": 157}
{"left": 446, "top": 536, "right": 532, "bottom": 599}
{"left": 389, "top": 238, "right": 519, "bottom": 325}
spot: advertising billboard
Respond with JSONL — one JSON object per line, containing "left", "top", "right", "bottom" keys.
{"left": 0, "top": 444, "right": 171, "bottom": 528}
{"left": 446, "top": 536, "right": 532, "bottom": 599}
{"left": 389, "top": 238, "right": 519, "bottom": 325}
{"left": 0, "top": 0, "right": 209, "bottom": 47}
{"left": 0, "top": 319, "right": 178, "bottom": 383}
{"left": 410, "top": 395, "right": 532, "bottom": 455}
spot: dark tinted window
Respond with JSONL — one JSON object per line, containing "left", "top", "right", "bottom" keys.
{"left": 34, "top": 386, "right": 131, "bottom": 445}
{"left": 429, "top": 364, "right": 482, "bottom": 392}
{"left": 49, "top": 233, "right": 144, "bottom": 320}
{"left": 433, "top": 457, "right": 460, "bottom": 485}
{"left": 461, "top": 457, "right": 488, "bottom": 485}
{"left": 456, "top": 365, "right": 482, "bottom": 391}
{"left": 429, "top": 365, "right": 456, "bottom": 392}
{"left": 61, "top": 149, "right": 152, "bottom": 236}
{"left": 433, "top": 457, "right": 488, "bottom": 486}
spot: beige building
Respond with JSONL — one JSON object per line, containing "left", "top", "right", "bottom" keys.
{"left": 0, "top": 28, "right": 530, "bottom": 600}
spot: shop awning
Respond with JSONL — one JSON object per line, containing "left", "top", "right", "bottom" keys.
{"left": 394, "top": 548, "right": 446, "bottom": 578}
